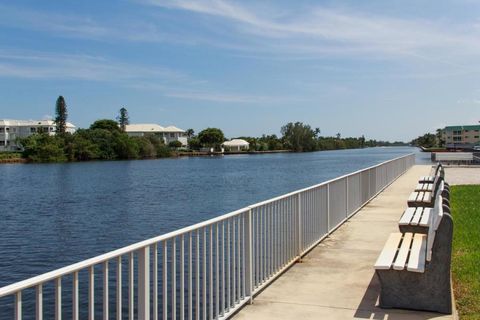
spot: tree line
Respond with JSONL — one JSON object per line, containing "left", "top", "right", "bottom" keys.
{"left": 17, "top": 96, "right": 408, "bottom": 162}
{"left": 231, "top": 122, "right": 406, "bottom": 152}
{"left": 21, "top": 119, "right": 174, "bottom": 162}
{"left": 410, "top": 129, "right": 444, "bottom": 148}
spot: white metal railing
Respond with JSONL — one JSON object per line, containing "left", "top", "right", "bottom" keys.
{"left": 0, "top": 153, "right": 415, "bottom": 320}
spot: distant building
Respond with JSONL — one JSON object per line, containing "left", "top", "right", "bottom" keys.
{"left": 125, "top": 123, "right": 188, "bottom": 146}
{"left": 443, "top": 125, "right": 480, "bottom": 149}
{"left": 0, "top": 119, "right": 76, "bottom": 151}
{"left": 222, "top": 139, "right": 250, "bottom": 151}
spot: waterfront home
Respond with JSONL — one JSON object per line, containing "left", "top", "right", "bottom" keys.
{"left": 125, "top": 123, "right": 188, "bottom": 146}
{"left": 0, "top": 119, "right": 76, "bottom": 151}
{"left": 443, "top": 124, "right": 480, "bottom": 149}
{"left": 222, "top": 138, "right": 250, "bottom": 151}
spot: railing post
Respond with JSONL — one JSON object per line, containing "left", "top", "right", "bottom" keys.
{"left": 245, "top": 209, "right": 253, "bottom": 304}
{"left": 297, "top": 193, "right": 302, "bottom": 261}
{"left": 15, "top": 291, "right": 21, "bottom": 320}
{"left": 36, "top": 285, "right": 43, "bottom": 320}
{"left": 326, "top": 184, "right": 330, "bottom": 234}
{"left": 368, "top": 169, "right": 371, "bottom": 199}
{"left": 55, "top": 278, "right": 61, "bottom": 320}
{"left": 345, "top": 177, "right": 349, "bottom": 218}
{"left": 138, "top": 246, "right": 150, "bottom": 320}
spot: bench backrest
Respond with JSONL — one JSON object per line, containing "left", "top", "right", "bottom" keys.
{"left": 432, "top": 162, "right": 442, "bottom": 174}
{"left": 431, "top": 163, "right": 445, "bottom": 179}
{"left": 427, "top": 194, "right": 444, "bottom": 262}
{"left": 431, "top": 176, "right": 444, "bottom": 197}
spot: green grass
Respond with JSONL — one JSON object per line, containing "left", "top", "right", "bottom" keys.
{"left": 451, "top": 185, "right": 480, "bottom": 319}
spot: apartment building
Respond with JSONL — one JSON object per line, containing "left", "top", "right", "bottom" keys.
{"left": 0, "top": 119, "right": 76, "bottom": 151}
{"left": 443, "top": 124, "right": 480, "bottom": 149}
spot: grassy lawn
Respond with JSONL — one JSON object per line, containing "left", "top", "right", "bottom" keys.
{"left": 450, "top": 185, "right": 480, "bottom": 319}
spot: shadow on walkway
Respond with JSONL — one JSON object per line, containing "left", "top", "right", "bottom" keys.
{"left": 354, "top": 274, "right": 448, "bottom": 320}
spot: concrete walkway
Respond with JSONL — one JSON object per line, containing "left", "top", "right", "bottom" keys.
{"left": 444, "top": 166, "right": 480, "bottom": 185}
{"left": 234, "top": 165, "right": 453, "bottom": 320}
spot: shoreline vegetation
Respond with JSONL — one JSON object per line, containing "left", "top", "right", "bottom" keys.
{"left": 1, "top": 99, "right": 408, "bottom": 163}
{"left": 2, "top": 120, "right": 408, "bottom": 164}
{"left": 410, "top": 129, "right": 447, "bottom": 150}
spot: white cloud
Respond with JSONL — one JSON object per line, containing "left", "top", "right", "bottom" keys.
{"left": 128, "top": 82, "right": 303, "bottom": 103}
{"left": 456, "top": 98, "right": 480, "bottom": 105}
{"left": 3, "top": 1, "right": 480, "bottom": 64}
{"left": 0, "top": 49, "right": 297, "bottom": 104}
{"left": 141, "top": 0, "right": 480, "bottom": 63}
{"left": 0, "top": 50, "right": 191, "bottom": 82}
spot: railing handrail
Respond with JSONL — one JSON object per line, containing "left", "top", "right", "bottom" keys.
{"left": 250, "top": 153, "right": 413, "bottom": 207}
{"left": 0, "top": 206, "right": 250, "bottom": 298}
{"left": 0, "top": 153, "right": 415, "bottom": 300}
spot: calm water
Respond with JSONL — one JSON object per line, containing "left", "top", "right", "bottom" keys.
{"left": 0, "top": 147, "right": 428, "bottom": 288}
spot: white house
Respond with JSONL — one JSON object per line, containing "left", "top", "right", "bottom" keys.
{"left": 222, "top": 139, "right": 250, "bottom": 151}
{"left": 125, "top": 123, "right": 188, "bottom": 146}
{"left": 0, "top": 119, "right": 76, "bottom": 151}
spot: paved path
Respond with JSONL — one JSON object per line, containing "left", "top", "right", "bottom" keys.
{"left": 234, "top": 165, "right": 453, "bottom": 320}
{"left": 445, "top": 166, "right": 480, "bottom": 185}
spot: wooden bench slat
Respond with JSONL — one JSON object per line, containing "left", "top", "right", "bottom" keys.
{"left": 393, "top": 232, "right": 413, "bottom": 270}
{"left": 407, "top": 233, "right": 427, "bottom": 273}
{"left": 416, "top": 183, "right": 432, "bottom": 191}
{"left": 417, "top": 191, "right": 425, "bottom": 202}
{"left": 408, "top": 191, "right": 418, "bottom": 202}
{"left": 419, "top": 176, "right": 434, "bottom": 182}
{"left": 424, "top": 192, "right": 432, "bottom": 203}
{"left": 411, "top": 208, "right": 422, "bottom": 225}
{"left": 374, "top": 233, "right": 403, "bottom": 270}
{"left": 399, "top": 207, "right": 416, "bottom": 225}
{"left": 419, "top": 208, "right": 431, "bottom": 226}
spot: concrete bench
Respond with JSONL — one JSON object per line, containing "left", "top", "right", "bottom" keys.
{"left": 415, "top": 180, "right": 450, "bottom": 192}
{"left": 399, "top": 194, "right": 446, "bottom": 234}
{"left": 416, "top": 168, "right": 450, "bottom": 192}
{"left": 414, "top": 182, "right": 434, "bottom": 192}
{"left": 418, "top": 163, "right": 444, "bottom": 184}
{"left": 408, "top": 179, "right": 449, "bottom": 208}
{"left": 375, "top": 196, "right": 453, "bottom": 314}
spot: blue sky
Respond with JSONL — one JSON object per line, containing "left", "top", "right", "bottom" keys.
{"left": 0, "top": 0, "right": 479, "bottom": 141}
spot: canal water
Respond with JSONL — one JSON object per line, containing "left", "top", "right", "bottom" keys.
{"left": 0, "top": 147, "right": 428, "bottom": 288}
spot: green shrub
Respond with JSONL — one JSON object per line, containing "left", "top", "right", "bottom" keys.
{"left": 168, "top": 140, "right": 183, "bottom": 148}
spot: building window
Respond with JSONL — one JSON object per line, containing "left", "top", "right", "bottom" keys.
{"left": 0, "top": 141, "right": 4, "bottom": 146}
{"left": 453, "top": 130, "right": 462, "bottom": 135}
{"left": 170, "top": 133, "right": 175, "bottom": 138}
{"left": 475, "top": 136, "right": 479, "bottom": 139}
{"left": 0, "top": 128, "right": 4, "bottom": 133}
{"left": 5, "top": 127, "right": 9, "bottom": 132}
{"left": 453, "top": 137, "right": 462, "bottom": 141}
{"left": 30, "top": 127, "right": 37, "bottom": 133}
{"left": 465, "top": 130, "right": 469, "bottom": 132}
